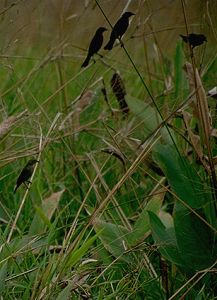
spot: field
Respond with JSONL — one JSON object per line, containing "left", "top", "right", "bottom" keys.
{"left": 0, "top": 0, "right": 217, "bottom": 299}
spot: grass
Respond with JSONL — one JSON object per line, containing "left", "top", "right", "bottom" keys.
{"left": 0, "top": 0, "right": 217, "bottom": 299}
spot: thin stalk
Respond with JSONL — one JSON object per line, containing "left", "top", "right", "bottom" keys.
{"left": 181, "top": 0, "right": 217, "bottom": 204}
{"left": 94, "top": 0, "right": 193, "bottom": 182}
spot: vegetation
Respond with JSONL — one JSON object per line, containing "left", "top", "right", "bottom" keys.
{"left": 0, "top": 1, "right": 216, "bottom": 299}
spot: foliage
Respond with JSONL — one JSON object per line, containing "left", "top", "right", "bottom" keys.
{"left": 0, "top": 1, "right": 217, "bottom": 299}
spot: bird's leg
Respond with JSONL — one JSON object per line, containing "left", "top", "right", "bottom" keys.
{"left": 190, "top": 47, "right": 194, "bottom": 58}
{"left": 120, "top": 39, "right": 124, "bottom": 48}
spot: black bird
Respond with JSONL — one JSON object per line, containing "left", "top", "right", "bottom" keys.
{"left": 104, "top": 12, "right": 135, "bottom": 50}
{"left": 14, "top": 159, "right": 38, "bottom": 193}
{"left": 180, "top": 33, "right": 207, "bottom": 48}
{"left": 81, "top": 27, "right": 107, "bottom": 68}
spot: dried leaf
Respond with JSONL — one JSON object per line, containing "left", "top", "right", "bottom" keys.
{"left": 0, "top": 116, "right": 16, "bottom": 137}
{"left": 184, "top": 62, "right": 212, "bottom": 142}
{"left": 0, "top": 110, "right": 27, "bottom": 138}
{"left": 208, "top": 86, "right": 217, "bottom": 99}
{"left": 195, "top": 69, "right": 212, "bottom": 140}
{"left": 76, "top": 90, "right": 95, "bottom": 111}
{"left": 183, "top": 112, "right": 202, "bottom": 156}
{"left": 111, "top": 72, "right": 129, "bottom": 115}
{"left": 29, "top": 190, "right": 65, "bottom": 236}
{"left": 183, "top": 111, "right": 209, "bottom": 171}
{"left": 211, "top": 128, "right": 217, "bottom": 138}
{"left": 43, "top": 190, "right": 65, "bottom": 220}
{"left": 183, "top": 62, "right": 197, "bottom": 115}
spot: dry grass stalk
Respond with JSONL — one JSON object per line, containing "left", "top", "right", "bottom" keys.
{"left": 182, "top": 111, "right": 209, "bottom": 172}
{"left": 59, "top": 90, "right": 95, "bottom": 132}
{"left": 0, "top": 110, "right": 28, "bottom": 138}
{"left": 101, "top": 147, "right": 126, "bottom": 166}
{"left": 184, "top": 62, "right": 217, "bottom": 201}
{"left": 183, "top": 62, "right": 212, "bottom": 143}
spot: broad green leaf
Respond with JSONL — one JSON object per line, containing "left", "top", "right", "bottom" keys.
{"left": 158, "top": 210, "right": 174, "bottom": 228}
{"left": 29, "top": 190, "right": 64, "bottom": 236}
{"left": 34, "top": 205, "right": 51, "bottom": 227}
{"left": 0, "top": 203, "right": 10, "bottom": 224}
{"left": 153, "top": 144, "right": 217, "bottom": 270}
{"left": 66, "top": 232, "right": 101, "bottom": 268}
{"left": 126, "top": 95, "right": 160, "bottom": 132}
{"left": 56, "top": 282, "right": 74, "bottom": 300}
{"left": 153, "top": 144, "right": 210, "bottom": 210}
{"left": 0, "top": 235, "right": 32, "bottom": 259}
{"left": 148, "top": 211, "right": 185, "bottom": 266}
{"left": 93, "top": 219, "right": 132, "bottom": 263}
{"left": 128, "top": 196, "right": 163, "bottom": 246}
{"left": 174, "top": 202, "right": 217, "bottom": 270}
{"left": 0, "top": 261, "right": 8, "bottom": 294}
{"left": 0, "top": 235, "right": 48, "bottom": 264}
{"left": 127, "top": 95, "right": 174, "bottom": 145}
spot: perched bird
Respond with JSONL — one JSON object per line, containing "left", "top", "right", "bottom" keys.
{"left": 180, "top": 33, "right": 207, "bottom": 48}
{"left": 104, "top": 12, "right": 135, "bottom": 50}
{"left": 14, "top": 159, "right": 38, "bottom": 193}
{"left": 81, "top": 27, "right": 107, "bottom": 68}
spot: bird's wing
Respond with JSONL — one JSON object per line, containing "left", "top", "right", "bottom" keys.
{"left": 112, "top": 16, "right": 128, "bottom": 38}
{"left": 88, "top": 32, "right": 103, "bottom": 55}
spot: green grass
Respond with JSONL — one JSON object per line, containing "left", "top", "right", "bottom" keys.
{"left": 0, "top": 1, "right": 217, "bottom": 299}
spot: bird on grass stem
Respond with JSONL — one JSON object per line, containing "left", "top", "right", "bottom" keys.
{"left": 81, "top": 27, "right": 107, "bottom": 68}
{"left": 180, "top": 33, "right": 207, "bottom": 49}
{"left": 104, "top": 12, "right": 135, "bottom": 51}
{"left": 14, "top": 159, "right": 38, "bottom": 193}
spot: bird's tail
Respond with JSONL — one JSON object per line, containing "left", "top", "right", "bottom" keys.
{"left": 81, "top": 54, "right": 91, "bottom": 68}
{"left": 104, "top": 37, "right": 115, "bottom": 50}
{"left": 14, "top": 184, "right": 18, "bottom": 193}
